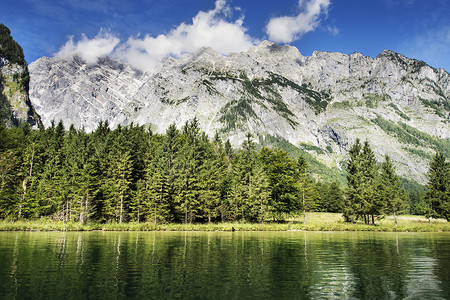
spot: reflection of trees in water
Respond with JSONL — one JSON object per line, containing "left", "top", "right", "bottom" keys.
{"left": 344, "top": 233, "right": 411, "bottom": 299}
{"left": 0, "top": 232, "right": 449, "bottom": 299}
{"left": 431, "top": 234, "right": 450, "bottom": 298}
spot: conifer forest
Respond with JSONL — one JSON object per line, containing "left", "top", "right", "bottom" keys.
{"left": 0, "top": 118, "right": 448, "bottom": 224}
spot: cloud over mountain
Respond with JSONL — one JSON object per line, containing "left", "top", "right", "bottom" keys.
{"left": 54, "top": 30, "right": 120, "bottom": 64}
{"left": 54, "top": 0, "right": 257, "bottom": 71}
{"left": 265, "top": 0, "right": 331, "bottom": 43}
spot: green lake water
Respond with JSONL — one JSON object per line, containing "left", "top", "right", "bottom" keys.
{"left": 0, "top": 231, "right": 449, "bottom": 299}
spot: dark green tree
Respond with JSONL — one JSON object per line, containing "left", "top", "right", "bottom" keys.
{"left": 0, "top": 24, "right": 26, "bottom": 65}
{"left": 295, "top": 155, "right": 319, "bottom": 224}
{"left": 198, "top": 138, "right": 223, "bottom": 223}
{"left": 259, "top": 147, "right": 298, "bottom": 220}
{"left": 145, "top": 124, "right": 180, "bottom": 223}
{"left": 344, "top": 139, "right": 381, "bottom": 224}
{"left": 317, "top": 181, "right": 344, "bottom": 213}
{"left": 425, "top": 152, "right": 450, "bottom": 221}
{"left": 174, "top": 119, "right": 203, "bottom": 223}
{"left": 378, "top": 155, "right": 407, "bottom": 226}
{"left": 360, "top": 141, "right": 381, "bottom": 224}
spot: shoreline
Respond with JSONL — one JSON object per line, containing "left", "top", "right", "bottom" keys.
{"left": 0, "top": 215, "right": 449, "bottom": 233}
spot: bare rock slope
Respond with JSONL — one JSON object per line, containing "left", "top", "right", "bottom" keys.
{"left": 29, "top": 41, "right": 450, "bottom": 183}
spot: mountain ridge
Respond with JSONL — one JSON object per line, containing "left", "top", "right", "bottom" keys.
{"left": 28, "top": 41, "right": 450, "bottom": 184}
{"left": 0, "top": 24, "right": 41, "bottom": 127}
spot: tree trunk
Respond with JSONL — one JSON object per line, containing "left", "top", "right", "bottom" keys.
{"left": 394, "top": 210, "right": 397, "bottom": 226}
{"left": 208, "top": 209, "right": 211, "bottom": 224}
{"left": 29, "top": 147, "right": 34, "bottom": 177}
{"left": 79, "top": 197, "right": 84, "bottom": 225}
{"left": 260, "top": 197, "right": 264, "bottom": 224}
{"left": 65, "top": 200, "right": 69, "bottom": 223}
{"left": 19, "top": 179, "right": 27, "bottom": 219}
{"left": 154, "top": 202, "right": 157, "bottom": 226}
{"left": 137, "top": 207, "right": 140, "bottom": 224}
{"left": 119, "top": 194, "right": 124, "bottom": 224}
{"left": 85, "top": 197, "right": 89, "bottom": 224}
{"left": 303, "top": 191, "right": 306, "bottom": 225}
{"left": 372, "top": 214, "right": 375, "bottom": 225}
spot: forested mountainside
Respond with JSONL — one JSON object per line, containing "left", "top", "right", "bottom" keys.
{"left": 1, "top": 119, "right": 448, "bottom": 223}
{"left": 29, "top": 41, "right": 449, "bottom": 184}
{"left": 0, "top": 25, "right": 449, "bottom": 223}
{"left": 0, "top": 24, "right": 41, "bottom": 128}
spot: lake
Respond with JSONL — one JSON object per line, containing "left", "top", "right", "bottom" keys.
{"left": 0, "top": 231, "right": 449, "bottom": 299}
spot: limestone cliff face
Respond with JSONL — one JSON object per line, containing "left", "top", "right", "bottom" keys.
{"left": 28, "top": 41, "right": 450, "bottom": 183}
{"left": 0, "top": 24, "right": 41, "bottom": 127}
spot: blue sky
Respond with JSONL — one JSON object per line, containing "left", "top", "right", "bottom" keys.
{"left": 2, "top": 0, "right": 450, "bottom": 71}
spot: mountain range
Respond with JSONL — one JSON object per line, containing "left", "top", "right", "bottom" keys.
{"left": 27, "top": 41, "right": 449, "bottom": 184}
{"left": 0, "top": 23, "right": 448, "bottom": 186}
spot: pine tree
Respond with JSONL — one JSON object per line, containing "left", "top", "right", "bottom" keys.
{"left": 62, "top": 126, "right": 86, "bottom": 222}
{"left": 146, "top": 150, "right": 173, "bottom": 224}
{"left": 18, "top": 127, "right": 44, "bottom": 219}
{"left": 345, "top": 139, "right": 381, "bottom": 224}
{"left": 259, "top": 147, "right": 299, "bottom": 220}
{"left": 174, "top": 119, "right": 203, "bottom": 223}
{"left": 0, "top": 148, "right": 18, "bottom": 218}
{"left": 425, "top": 152, "right": 450, "bottom": 221}
{"left": 0, "top": 24, "right": 26, "bottom": 65}
{"left": 102, "top": 126, "right": 134, "bottom": 223}
{"left": 317, "top": 182, "right": 344, "bottom": 213}
{"left": 344, "top": 139, "right": 363, "bottom": 222}
{"left": 114, "top": 151, "right": 133, "bottom": 223}
{"left": 295, "top": 155, "right": 319, "bottom": 225}
{"left": 378, "top": 155, "right": 407, "bottom": 226}
{"left": 198, "top": 138, "right": 223, "bottom": 223}
{"left": 251, "top": 162, "right": 271, "bottom": 223}
{"left": 360, "top": 140, "right": 381, "bottom": 224}
{"left": 129, "top": 180, "right": 147, "bottom": 223}
{"left": 228, "top": 133, "right": 260, "bottom": 221}
{"left": 212, "top": 134, "right": 232, "bottom": 222}
{"left": 144, "top": 125, "right": 179, "bottom": 223}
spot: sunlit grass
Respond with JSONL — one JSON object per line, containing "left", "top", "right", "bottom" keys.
{"left": 0, "top": 213, "right": 449, "bottom": 232}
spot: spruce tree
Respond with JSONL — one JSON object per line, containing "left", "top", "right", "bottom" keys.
{"left": 318, "top": 182, "right": 344, "bottom": 213}
{"left": 198, "top": 137, "right": 223, "bottom": 223}
{"left": 361, "top": 140, "right": 380, "bottom": 224}
{"left": 174, "top": 119, "right": 203, "bottom": 223}
{"left": 379, "top": 155, "right": 407, "bottom": 226}
{"left": 228, "top": 133, "right": 258, "bottom": 221}
{"left": 344, "top": 139, "right": 362, "bottom": 222}
{"left": 345, "top": 139, "right": 381, "bottom": 224}
{"left": 296, "top": 155, "right": 318, "bottom": 225}
{"left": 259, "top": 147, "right": 298, "bottom": 219}
{"left": 146, "top": 146, "right": 174, "bottom": 224}
{"left": 425, "top": 152, "right": 450, "bottom": 221}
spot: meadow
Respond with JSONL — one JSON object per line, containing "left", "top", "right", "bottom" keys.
{"left": 1, "top": 213, "right": 448, "bottom": 232}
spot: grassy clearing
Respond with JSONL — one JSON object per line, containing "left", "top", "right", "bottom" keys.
{"left": 0, "top": 213, "right": 449, "bottom": 232}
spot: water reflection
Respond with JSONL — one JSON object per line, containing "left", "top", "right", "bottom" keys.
{"left": 0, "top": 232, "right": 449, "bottom": 299}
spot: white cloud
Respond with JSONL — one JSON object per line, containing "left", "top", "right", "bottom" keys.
{"left": 115, "top": 0, "right": 256, "bottom": 71}
{"left": 54, "top": 30, "right": 119, "bottom": 64}
{"left": 54, "top": 0, "right": 257, "bottom": 72}
{"left": 266, "top": 0, "right": 331, "bottom": 43}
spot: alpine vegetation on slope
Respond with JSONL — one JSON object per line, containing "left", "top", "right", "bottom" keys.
{"left": 29, "top": 41, "right": 450, "bottom": 184}
{"left": 0, "top": 24, "right": 41, "bottom": 128}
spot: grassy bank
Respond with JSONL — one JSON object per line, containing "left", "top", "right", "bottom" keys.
{"left": 0, "top": 213, "right": 449, "bottom": 232}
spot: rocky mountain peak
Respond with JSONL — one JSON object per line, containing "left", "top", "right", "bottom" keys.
{"left": 28, "top": 40, "right": 450, "bottom": 184}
